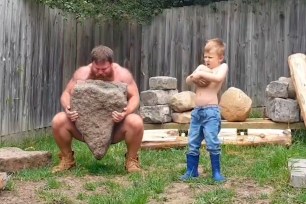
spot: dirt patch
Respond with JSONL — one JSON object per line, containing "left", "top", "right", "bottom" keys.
{"left": 149, "top": 178, "right": 274, "bottom": 204}
{"left": 1, "top": 174, "right": 273, "bottom": 204}
{"left": 0, "top": 175, "right": 131, "bottom": 204}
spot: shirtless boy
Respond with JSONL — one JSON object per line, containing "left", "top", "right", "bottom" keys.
{"left": 181, "top": 38, "right": 228, "bottom": 182}
{"left": 51, "top": 45, "right": 143, "bottom": 173}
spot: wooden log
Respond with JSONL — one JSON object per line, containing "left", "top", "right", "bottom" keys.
{"left": 288, "top": 53, "right": 306, "bottom": 127}
{"left": 141, "top": 128, "right": 292, "bottom": 150}
{"left": 143, "top": 118, "right": 305, "bottom": 131}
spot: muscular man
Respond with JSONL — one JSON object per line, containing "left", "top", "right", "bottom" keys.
{"left": 51, "top": 45, "right": 143, "bottom": 173}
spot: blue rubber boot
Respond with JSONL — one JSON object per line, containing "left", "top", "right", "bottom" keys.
{"left": 210, "top": 153, "right": 226, "bottom": 182}
{"left": 180, "top": 154, "right": 199, "bottom": 181}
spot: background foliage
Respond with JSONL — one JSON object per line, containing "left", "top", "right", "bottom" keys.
{"left": 37, "top": 0, "right": 228, "bottom": 23}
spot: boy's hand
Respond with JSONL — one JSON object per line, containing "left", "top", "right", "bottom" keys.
{"left": 191, "top": 74, "right": 209, "bottom": 87}
{"left": 194, "top": 79, "right": 209, "bottom": 87}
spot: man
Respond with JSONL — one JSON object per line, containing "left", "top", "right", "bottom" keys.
{"left": 51, "top": 45, "right": 144, "bottom": 173}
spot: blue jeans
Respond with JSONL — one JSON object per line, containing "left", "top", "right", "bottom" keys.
{"left": 187, "top": 105, "right": 221, "bottom": 156}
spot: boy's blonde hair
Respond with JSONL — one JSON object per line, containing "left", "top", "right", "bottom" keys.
{"left": 204, "top": 38, "right": 225, "bottom": 57}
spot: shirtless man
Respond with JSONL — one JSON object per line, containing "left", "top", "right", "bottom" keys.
{"left": 181, "top": 38, "right": 228, "bottom": 182}
{"left": 51, "top": 45, "right": 143, "bottom": 173}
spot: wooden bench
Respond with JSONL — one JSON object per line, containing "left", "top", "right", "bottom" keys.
{"left": 144, "top": 118, "right": 305, "bottom": 130}
{"left": 141, "top": 119, "right": 304, "bottom": 150}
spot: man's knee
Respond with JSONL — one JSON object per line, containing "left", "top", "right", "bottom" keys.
{"left": 125, "top": 114, "right": 144, "bottom": 132}
{"left": 52, "top": 112, "right": 68, "bottom": 129}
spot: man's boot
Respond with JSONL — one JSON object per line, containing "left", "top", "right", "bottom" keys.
{"left": 180, "top": 154, "right": 199, "bottom": 181}
{"left": 125, "top": 154, "right": 141, "bottom": 173}
{"left": 52, "top": 151, "right": 76, "bottom": 173}
{"left": 210, "top": 153, "right": 225, "bottom": 182}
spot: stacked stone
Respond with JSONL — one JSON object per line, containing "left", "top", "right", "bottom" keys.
{"left": 139, "top": 76, "right": 178, "bottom": 123}
{"left": 265, "top": 77, "right": 301, "bottom": 122}
{"left": 169, "top": 91, "right": 196, "bottom": 123}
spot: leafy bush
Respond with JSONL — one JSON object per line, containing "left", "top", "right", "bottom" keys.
{"left": 36, "top": 0, "right": 229, "bottom": 23}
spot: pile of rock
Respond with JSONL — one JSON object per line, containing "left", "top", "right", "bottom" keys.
{"left": 265, "top": 77, "right": 301, "bottom": 122}
{"left": 139, "top": 77, "right": 178, "bottom": 123}
{"left": 169, "top": 91, "right": 196, "bottom": 123}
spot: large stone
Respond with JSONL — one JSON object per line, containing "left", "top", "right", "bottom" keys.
{"left": 266, "top": 80, "right": 289, "bottom": 98}
{"left": 288, "top": 159, "right": 306, "bottom": 188}
{"left": 172, "top": 111, "right": 192, "bottom": 123}
{"left": 140, "top": 89, "right": 178, "bottom": 106}
{"left": 219, "top": 87, "right": 252, "bottom": 122}
{"left": 149, "top": 76, "right": 177, "bottom": 90}
{"left": 0, "top": 147, "right": 52, "bottom": 172}
{"left": 0, "top": 172, "right": 10, "bottom": 190}
{"left": 170, "top": 91, "right": 196, "bottom": 112}
{"left": 265, "top": 98, "right": 300, "bottom": 123}
{"left": 140, "top": 105, "right": 172, "bottom": 123}
{"left": 279, "top": 77, "right": 296, "bottom": 99}
{"left": 71, "top": 80, "right": 127, "bottom": 160}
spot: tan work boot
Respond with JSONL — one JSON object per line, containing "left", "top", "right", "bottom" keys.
{"left": 125, "top": 154, "right": 141, "bottom": 173}
{"left": 52, "top": 151, "right": 76, "bottom": 173}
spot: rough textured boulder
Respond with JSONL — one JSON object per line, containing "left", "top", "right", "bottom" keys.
{"left": 170, "top": 91, "right": 196, "bottom": 112}
{"left": 266, "top": 80, "right": 289, "bottom": 98}
{"left": 278, "top": 77, "right": 296, "bottom": 99}
{"left": 140, "top": 105, "right": 172, "bottom": 123}
{"left": 0, "top": 147, "right": 52, "bottom": 172}
{"left": 219, "top": 87, "right": 252, "bottom": 122}
{"left": 71, "top": 80, "right": 127, "bottom": 160}
{"left": 172, "top": 111, "right": 192, "bottom": 123}
{"left": 266, "top": 98, "right": 300, "bottom": 123}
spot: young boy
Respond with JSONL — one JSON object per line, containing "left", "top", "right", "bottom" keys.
{"left": 181, "top": 38, "right": 228, "bottom": 182}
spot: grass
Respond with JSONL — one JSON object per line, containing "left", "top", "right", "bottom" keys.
{"left": 1, "top": 130, "right": 306, "bottom": 203}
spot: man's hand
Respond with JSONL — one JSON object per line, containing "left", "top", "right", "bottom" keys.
{"left": 112, "top": 107, "right": 127, "bottom": 123}
{"left": 65, "top": 106, "right": 79, "bottom": 122}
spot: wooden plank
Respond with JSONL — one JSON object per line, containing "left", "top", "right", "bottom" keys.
{"left": 144, "top": 118, "right": 305, "bottom": 130}
{"left": 141, "top": 128, "right": 292, "bottom": 150}
{"left": 143, "top": 129, "right": 178, "bottom": 142}
{"left": 288, "top": 53, "right": 306, "bottom": 126}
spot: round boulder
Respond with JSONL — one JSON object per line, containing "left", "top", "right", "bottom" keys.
{"left": 219, "top": 87, "right": 252, "bottom": 122}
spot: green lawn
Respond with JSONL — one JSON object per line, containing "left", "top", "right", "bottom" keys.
{"left": 1, "top": 130, "right": 306, "bottom": 204}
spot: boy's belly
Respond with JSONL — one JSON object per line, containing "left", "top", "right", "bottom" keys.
{"left": 195, "top": 89, "right": 219, "bottom": 106}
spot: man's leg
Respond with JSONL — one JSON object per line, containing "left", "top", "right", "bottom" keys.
{"left": 112, "top": 113, "right": 144, "bottom": 172}
{"left": 51, "top": 112, "right": 84, "bottom": 173}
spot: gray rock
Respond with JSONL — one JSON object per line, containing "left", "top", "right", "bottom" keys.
{"left": 265, "top": 98, "right": 300, "bottom": 123}
{"left": 140, "top": 89, "right": 178, "bottom": 106}
{"left": 71, "top": 80, "right": 127, "bottom": 160}
{"left": 140, "top": 105, "right": 172, "bottom": 123}
{"left": 0, "top": 147, "right": 52, "bottom": 172}
{"left": 149, "top": 76, "right": 177, "bottom": 90}
{"left": 266, "top": 80, "right": 289, "bottom": 98}
{"left": 288, "top": 159, "right": 306, "bottom": 188}
{"left": 278, "top": 77, "right": 296, "bottom": 99}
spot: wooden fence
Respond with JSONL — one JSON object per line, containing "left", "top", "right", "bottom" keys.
{"left": 141, "top": 0, "right": 306, "bottom": 106}
{"left": 1, "top": 0, "right": 306, "bottom": 137}
{"left": 0, "top": 0, "right": 141, "bottom": 137}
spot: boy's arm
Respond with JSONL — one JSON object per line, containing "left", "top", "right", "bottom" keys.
{"left": 193, "top": 63, "right": 228, "bottom": 83}
{"left": 186, "top": 64, "right": 207, "bottom": 86}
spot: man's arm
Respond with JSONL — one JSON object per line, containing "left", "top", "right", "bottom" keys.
{"left": 124, "top": 71, "right": 140, "bottom": 115}
{"left": 193, "top": 63, "right": 228, "bottom": 83}
{"left": 112, "top": 68, "right": 140, "bottom": 122}
{"left": 60, "top": 67, "right": 88, "bottom": 121}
